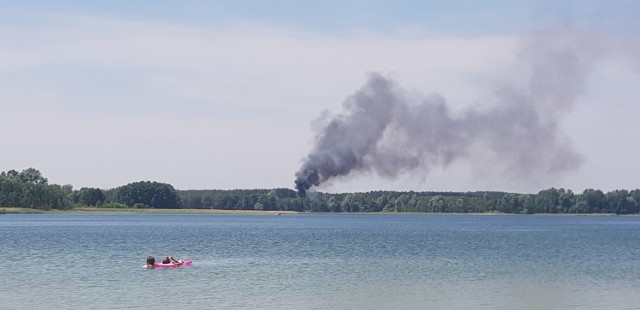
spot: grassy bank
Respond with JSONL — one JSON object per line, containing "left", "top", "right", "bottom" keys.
{"left": 0, "top": 207, "right": 298, "bottom": 215}
{"left": 1, "top": 207, "right": 51, "bottom": 214}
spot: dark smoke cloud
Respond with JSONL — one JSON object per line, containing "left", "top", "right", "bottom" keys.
{"left": 295, "top": 24, "right": 636, "bottom": 196}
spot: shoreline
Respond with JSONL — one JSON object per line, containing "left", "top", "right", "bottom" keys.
{"left": 0, "top": 207, "right": 298, "bottom": 215}
{"left": 0, "top": 207, "right": 624, "bottom": 216}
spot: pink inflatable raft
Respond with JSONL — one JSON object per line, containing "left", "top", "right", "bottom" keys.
{"left": 154, "top": 260, "right": 192, "bottom": 268}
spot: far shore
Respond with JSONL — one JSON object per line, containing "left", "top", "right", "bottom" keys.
{"left": 0, "top": 207, "right": 298, "bottom": 215}
{"left": 0, "top": 207, "right": 624, "bottom": 216}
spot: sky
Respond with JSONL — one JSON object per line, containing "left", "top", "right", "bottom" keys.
{"left": 1, "top": 0, "right": 639, "bottom": 193}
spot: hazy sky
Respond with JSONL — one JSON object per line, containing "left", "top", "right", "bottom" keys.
{"left": 1, "top": 0, "right": 639, "bottom": 193}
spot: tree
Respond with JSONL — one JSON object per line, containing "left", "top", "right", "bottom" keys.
{"left": 114, "top": 181, "right": 179, "bottom": 209}
{"left": 536, "top": 188, "right": 560, "bottom": 213}
{"left": 605, "top": 190, "right": 636, "bottom": 214}
{"left": 0, "top": 168, "right": 69, "bottom": 210}
{"left": 0, "top": 176, "right": 22, "bottom": 207}
{"left": 78, "top": 187, "right": 106, "bottom": 206}
{"left": 18, "top": 168, "right": 48, "bottom": 185}
{"left": 557, "top": 189, "right": 575, "bottom": 213}
{"left": 576, "top": 189, "right": 605, "bottom": 213}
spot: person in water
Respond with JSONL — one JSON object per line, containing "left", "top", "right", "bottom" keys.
{"left": 143, "top": 256, "right": 155, "bottom": 269}
{"left": 162, "top": 256, "right": 184, "bottom": 265}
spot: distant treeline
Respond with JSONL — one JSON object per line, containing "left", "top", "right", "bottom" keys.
{"left": 0, "top": 168, "right": 178, "bottom": 210}
{"left": 178, "top": 188, "right": 640, "bottom": 214}
{"left": 1, "top": 168, "right": 639, "bottom": 214}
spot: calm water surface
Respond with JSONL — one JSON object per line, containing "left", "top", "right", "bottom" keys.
{"left": 1, "top": 214, "right": 640, "bottom": 310}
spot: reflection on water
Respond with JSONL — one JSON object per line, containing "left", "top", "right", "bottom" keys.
{"left": 1, "top": 214, "right": 640, "bottom": 309}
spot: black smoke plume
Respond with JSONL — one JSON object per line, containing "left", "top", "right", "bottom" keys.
{"left": 295, "top": 24, "right": 637, "bottom": 197}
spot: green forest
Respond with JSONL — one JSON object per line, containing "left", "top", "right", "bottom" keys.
{"left": 1, "top": 168, "right": 639, "bottom": 214}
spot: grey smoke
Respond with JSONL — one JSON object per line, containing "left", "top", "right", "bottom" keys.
{"left": 295, "top": 24, "right": 634, "bottom": 197}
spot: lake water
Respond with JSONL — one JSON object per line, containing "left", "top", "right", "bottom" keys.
{"left": 1, "top": 214, "right": 640, "bottom": 310}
